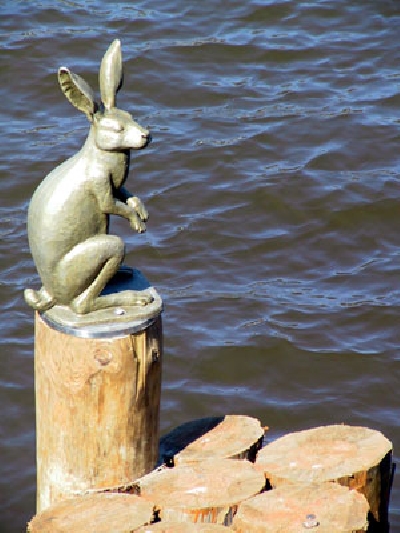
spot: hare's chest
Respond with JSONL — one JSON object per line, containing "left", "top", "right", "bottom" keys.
{"left": 111, "top": 153, "right": 129, "bottom": 189}
{"left": 96, "top": 151, "right": 128, "bottom": 190}
{"left": 110, "top": 168, "right": 125, "bottom": 190}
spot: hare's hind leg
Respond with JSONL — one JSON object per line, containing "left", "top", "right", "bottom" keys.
{"left": 54, "top": 235, "right": 152, "bottom": 315}
{"left": 24, "top": 286, "right": 55, "bottom": 311}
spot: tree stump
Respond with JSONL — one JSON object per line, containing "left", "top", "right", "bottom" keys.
{"left": 162, "top": 415, "right": 265, "bottom": 466}
{"left": 138, "top": 458, "right": 265, "bottom": 526}
{"left": 255, "top": 425, "right": 393, "bottom": 528}
{"left": 35, "top": 309, "right": 162, "bottom": 512}
{"left": 231, "top": 482, "right": 369, "bottom": 532}
{"left": 135, "top": 522, "right": 231, "bottom": 532}
{"left": 27, "top": 493, "right": 155, "bottom": 533}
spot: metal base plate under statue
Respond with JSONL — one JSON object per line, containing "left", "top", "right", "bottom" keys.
{"left": 41, "top": 267, "right": 163, "bottom": 338}
{"left": 34, "top": 268, "right": 163, "bottom": 512}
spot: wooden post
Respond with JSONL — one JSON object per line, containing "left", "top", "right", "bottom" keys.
{"left": 138, "top": 458, "right": 265, "bottom": 526}
{"left": 231, "top": 482, "right": 369, "bottom": 532}
{"left": 27, "top": 493, "right": 156, "bottom": 533}
{"left": 165, "top": 415, "right": 266, "bottom": 466}
{"left": 255, "top": 424, "right": 393, "bottom": 529}
{"left": 34, "top": 279, "right": 163, "bottom": 512}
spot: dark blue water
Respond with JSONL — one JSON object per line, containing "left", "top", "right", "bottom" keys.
{"left": 1, "top": 1, "right": 400, "bottom": 530}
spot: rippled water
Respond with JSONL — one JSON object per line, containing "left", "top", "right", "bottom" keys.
{"left": 1, "top": 1, "right": 400, "bottom": 530}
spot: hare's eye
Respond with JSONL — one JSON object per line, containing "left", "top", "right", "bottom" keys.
{"left": 110, "top": 124, "right": 124, "bottom": 133}
{"left": 101, "top": 118, "right": 124, "bottom": 132}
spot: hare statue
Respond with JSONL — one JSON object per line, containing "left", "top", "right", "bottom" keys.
{"left": 24, "top": 39, "right": 153, "bottom": 315}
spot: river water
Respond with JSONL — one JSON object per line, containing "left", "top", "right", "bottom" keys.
{"left": 1, "top": 0, "right": 400, "bottom": 530}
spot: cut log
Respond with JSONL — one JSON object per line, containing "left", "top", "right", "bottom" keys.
{"left": 138, "top": 458, "right": 265, "bottom": 526}
{"left": 34, "top": 311, "right": 162, "bottom": 511}
{"left": 135, "top": 522, "right": 231, "bottom": 532}
{"left": 159, "top": 417, "right": 225, "bottom": 465}
{"left": 167, "top": 415, "right": 265, "bottom": 466}
{"left": 255, "top": 425, "right": 392, "bottom": 528}
{"left": 231, "top": 482, "right": 369, "bottom": 532}
{"left": 27, "top": 493, "right": 155, "bottom": 533}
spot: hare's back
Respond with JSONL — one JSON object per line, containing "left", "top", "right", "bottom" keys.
{"left": 30, "top": 153, "right": 101, "bottom": 222}
{"left": 28, "top": 157, "right": 106, "bottom": 267}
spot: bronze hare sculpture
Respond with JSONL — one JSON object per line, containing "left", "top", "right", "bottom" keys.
{"left": 25, "top": 40, "right": 153, "bottom": 315}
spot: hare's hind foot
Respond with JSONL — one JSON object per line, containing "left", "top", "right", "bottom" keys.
{"left": 116, "top": 289, "right": 154, "bottom": 307}
{"left": 71, "top": 289, "right": 154, "bottom": 315}
{"left": 24, "top": 287, "right": 56, "bottom": 311}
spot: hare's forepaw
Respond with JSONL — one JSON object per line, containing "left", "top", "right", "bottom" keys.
{"left": 129, "top": 212, "right": 146, "bottom": 233}
{"left": 127, "top": 196, "right": 148, "bottom": 222}
{"left": 139, "top": 292, "right": 154, "bottom": 306}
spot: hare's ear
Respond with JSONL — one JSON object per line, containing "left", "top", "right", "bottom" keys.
{"left": 58, "top": 67, "right": 97, "bottom": 121}
{"left": 99, "top": 39, "right": 123, "bottom": 110}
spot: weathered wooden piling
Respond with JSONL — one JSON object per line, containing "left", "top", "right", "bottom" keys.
{"left": 160, "top": 415, "right": 266, "bottom": 466}
{"left": 34, "top": 279, "right": 163, "bottom": 512}
{"left": 137, "top": 458, "right": 265, "bottom": 526}
{"left": 255, "top": 424, "right": 393, "bottom": 529}
{"left": 27, "top": 492, "right": 156, "bottom": 533}
{"left": 231, "top": 482, "right": 369, "bottom": 532}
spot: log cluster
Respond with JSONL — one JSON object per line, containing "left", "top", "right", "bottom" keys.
{"left": 28, "top": 417, "right": 393, "bottom": 532}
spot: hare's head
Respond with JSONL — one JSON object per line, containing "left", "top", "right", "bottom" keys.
{"left": 58, "top": 39, "right": 151, "bottom": 152}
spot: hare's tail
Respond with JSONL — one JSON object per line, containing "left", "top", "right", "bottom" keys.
{"left": 24, "top": 287, "right": 56, "bottom": 311}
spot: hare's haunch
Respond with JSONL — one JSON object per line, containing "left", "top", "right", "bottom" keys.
{"left": 25, "top": 40, "right": 152, "bottom": 315}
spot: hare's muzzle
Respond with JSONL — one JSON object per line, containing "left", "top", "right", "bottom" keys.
{"left": 142, "top": 132, "right": 152, "bottom": 147}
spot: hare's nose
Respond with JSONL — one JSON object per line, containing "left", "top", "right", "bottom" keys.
{"left": 142, "top": 132, "right": 152, "bottom": 145}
